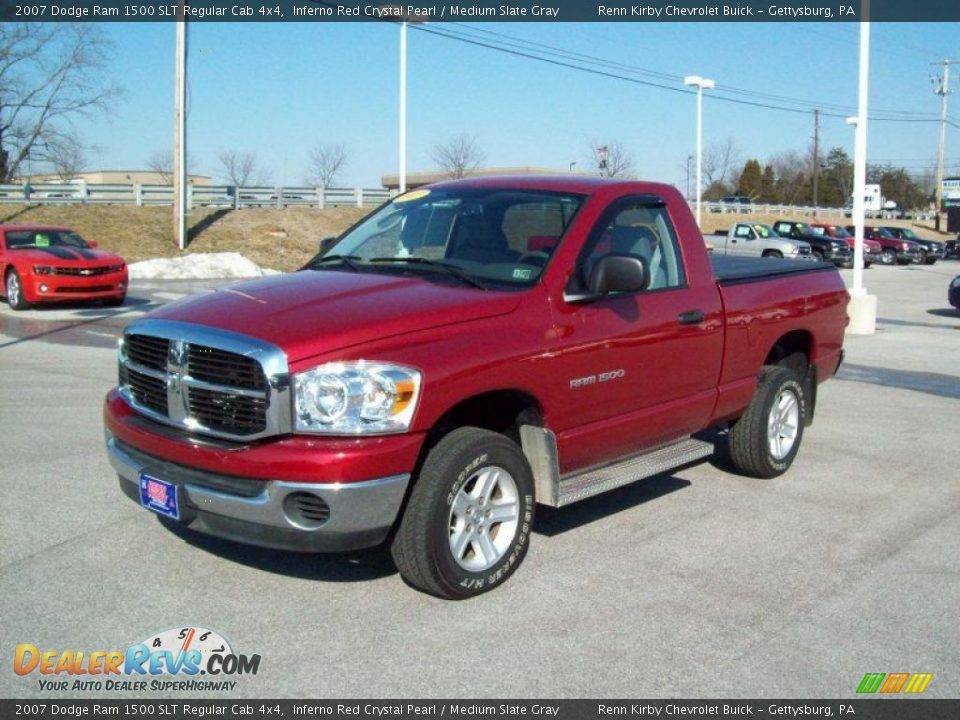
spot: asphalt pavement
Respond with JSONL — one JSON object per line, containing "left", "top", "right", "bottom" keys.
{"left": 1, "top": 264, "right": 958, "bottom": 699}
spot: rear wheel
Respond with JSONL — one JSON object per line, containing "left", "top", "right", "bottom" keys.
{"left": 391, "top": 427, "right": 535, "bottom": 599}
{"left": 812, "top": 250, "right": 825, "bottom": 262}
{"left": 881, "top": 248, "right": 896, "bottom": 265}
{"left": 728, "top": 366, "right": 806, "bottom": 479}
{"left": 917, "top": 249, "right": 927, "bottom": 265}
{"left": 5, "top": 269, "right": 29, "bottom": 311}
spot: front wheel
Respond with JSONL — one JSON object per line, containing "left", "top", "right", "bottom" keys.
{"left": 881, "top": 248, "right": 896, "bottom": 265}
{"left": 5, "top": 270, "right": 29, "bottom": 311}
{"left": 917, "top": 250, "right": 927, "bottom": 266}
{"left": 763, "top": 251, "right": 783, "bottom": 259}
{"left": 728, "top": 366, "right": 806, "bottom": 479}
{"left": 813, "top": 250, "right": 825, "bottom": 263}
{"left": 391, "top": 427, "right": 536, "bottom": 599}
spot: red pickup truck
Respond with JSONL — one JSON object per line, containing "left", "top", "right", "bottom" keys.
{"left": 104, "top": 177, "right": 848, "bottom": 598}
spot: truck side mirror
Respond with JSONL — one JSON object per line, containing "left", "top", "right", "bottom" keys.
{"left": 318, "top": 236, "right": 338, "bottom": 255}
{"left": 586, "top": 255, "right": 649, "bottom": 297}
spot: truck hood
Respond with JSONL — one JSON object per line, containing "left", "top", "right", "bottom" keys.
{"left": 147, "top": 269, "right": 522, "bottom": 363}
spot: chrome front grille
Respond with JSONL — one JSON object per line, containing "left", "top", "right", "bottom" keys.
{"left": 118, "top": 319, "right": 290, "bottom": 442}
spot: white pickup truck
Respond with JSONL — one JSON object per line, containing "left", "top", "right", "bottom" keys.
{"left": 711, "top": 223, "right": 813, "bottom": 260}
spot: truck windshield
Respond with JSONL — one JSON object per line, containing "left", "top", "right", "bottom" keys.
{"left": 830, "top": 227, "right": 851, "bottom": 238}
{"left": 312, "top": 188, "right": 584, "bottom": 288}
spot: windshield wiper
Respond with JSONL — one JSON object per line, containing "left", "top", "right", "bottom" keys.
{"left": 306, "top": 254, "right": 363, "bottom": 272}
{"left": 369, "top": 257, "right": 488, "bottom": 290}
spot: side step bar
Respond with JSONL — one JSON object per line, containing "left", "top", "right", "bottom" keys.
{"left": 520, "top": 426, "right": 714, "bottom": 508}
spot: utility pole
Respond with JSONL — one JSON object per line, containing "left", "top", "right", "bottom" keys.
{"left": 812, "top": 109, "right": 820, "bottom": 214}
{"left": 173, "top": 1, "right": 187, "bottom": 251}
{"left": 932, "top": 59, "right": 957, "bottom": 232}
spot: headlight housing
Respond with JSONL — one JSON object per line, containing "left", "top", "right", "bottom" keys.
{"left": 33, "top": 265, "right": 53, "bottom": 275}
{"left": 293, "top": 361, "right": 421, "bottom": 434}
{"left": 900, "top": 242, "right": 910, "bottom": 251}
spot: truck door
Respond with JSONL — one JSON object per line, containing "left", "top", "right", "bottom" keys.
{"left": 730, "top": 224, "right": 756, "bottom": 257}
{"left": 546, "top": 195, "right": 724, "bottom": 474}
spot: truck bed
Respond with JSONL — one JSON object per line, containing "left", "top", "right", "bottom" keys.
{"left": 711, "top": 255, "right": 837, "bottom": 286}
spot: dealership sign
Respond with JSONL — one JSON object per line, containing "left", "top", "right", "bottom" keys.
{"left": 943, "top": 177, "right": 960, "bottom": 209}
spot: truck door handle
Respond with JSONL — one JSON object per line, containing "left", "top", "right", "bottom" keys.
{"left": 678, "top": 310, "right": 705, "bottom": 325}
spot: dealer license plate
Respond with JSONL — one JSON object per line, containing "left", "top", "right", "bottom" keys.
{"left": 139, "top": 473, "right": 180, "bottom": 520}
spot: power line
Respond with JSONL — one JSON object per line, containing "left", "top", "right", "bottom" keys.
{"left": 441, "top": 22, "right": 945, "bottom": 122}
{"left": 410, "top": 23, "right": 953, "bottom": 126}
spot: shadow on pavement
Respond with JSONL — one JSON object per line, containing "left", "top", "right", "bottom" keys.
{"left": 926, "top": 308, "right": 960, "bottom": 320}
{"left": 837, "top": 362, "right": 960, "bottom": 400}
{"left": 159, "top": 518, "right": 398, "bottom": 583}
{"left": 535, "top": 472, "right": 692, "bottom": 537}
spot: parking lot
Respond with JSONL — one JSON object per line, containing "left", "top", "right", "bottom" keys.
{"left": 1, "top": 261, "right": 958, "bottom": 698}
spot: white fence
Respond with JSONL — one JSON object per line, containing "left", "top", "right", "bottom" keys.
{"left": 698, "top": 200, "right": 934, "bottom": 221}
{"left": 0, "top": 183, "right": 393, "bottom": 209}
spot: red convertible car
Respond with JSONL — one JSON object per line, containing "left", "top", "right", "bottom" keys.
{"left": 1, "top": 225, "right": 128, "bottom": 310}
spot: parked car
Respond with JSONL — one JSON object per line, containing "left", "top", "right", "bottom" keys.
{"left": 809, "top": 223, "right": 881, "bottom": 268}
{"left": 773, "top": 220, "right": 853, "bottom": 266}
{"left": 711, "top": 223, "right": 813, "bottom": 260}
{"left": 0, "top": 225, "right": 127, "bottom": 310}
{"left": 950, "top": 275, "right": 960, "bottom": 314}
{"left": 880, "top": 227, "right": 944, "bottom": 265}
{"left": 845, "top": 226, "right": 922, "bottom": 265}
{"left": 720, "top": 195, "right": 753, "bottom": 212}
{"left": 104, "top": 176, "right": 848, "bottom": 599}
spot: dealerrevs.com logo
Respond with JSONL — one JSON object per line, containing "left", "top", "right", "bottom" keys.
{"left": 14, "top": 626, "right": 261, "bottom": 693}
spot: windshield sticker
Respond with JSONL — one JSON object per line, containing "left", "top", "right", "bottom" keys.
{"left": 394, "top": 189, "right": 431, "bottom": 203}
{"left": 513, "top": 268, "right": 533, "bottom": 280}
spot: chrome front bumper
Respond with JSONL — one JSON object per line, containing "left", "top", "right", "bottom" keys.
{"left": 106, "top": 431, "right": 410, "bottom": 552}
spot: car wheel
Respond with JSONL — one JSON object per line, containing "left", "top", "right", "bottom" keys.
{"left": 5, "top": 269, "right": 29, "bottom": 311}
{"left": 813, "top": 250, "right": 825, "bottom": 262}
{"left": 762, "top": 251, "right": 783, "bottom": 259}
{"left": 728, "top": 366, "right": 806, "bottom": 479}
{"left": 391, "top": 427, "right": 535, "bottom": 599}
{"left": 917, "top": 250, "right": 927, "bottom": 265}
{"left": 103, "top": 295, "right": 126, "bottom": 308}
{"left": 864, "top": 261, "right": 872, "bottom": 268}
{"left": 881, "top": 248, "right": 896, "bottom": 265}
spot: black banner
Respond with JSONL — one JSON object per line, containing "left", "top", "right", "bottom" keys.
{"left": 2, "top": 0, "right": 960, "bottom": 22}
{"left": 2, "top": 700, "right": 959, "bottom": 720}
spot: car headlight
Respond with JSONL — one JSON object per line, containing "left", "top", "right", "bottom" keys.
{"left": 33, "top": 265, "right": 53, "bottom": 275}
{"left": 900, "top": 242, "right": 911, "bottom": 251}
{"left": 293, "top": 361, "right": 421, "bottom": 434}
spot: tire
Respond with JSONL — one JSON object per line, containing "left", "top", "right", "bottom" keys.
{"left": 728, "top": 366, "right": 806, "bottom": 479}
{"left": 391, "top": 427, "right": 536, "bottom": 599}
{"left": 917, "top": 250, "right": 927, "bottom": 265}
{"left": 813, "top": 250, "right": 825, "bottom": 263}
{"left": 103, "top": 295, "right": 126, "bottom": 308}
{"left": 762, "top": 250, "right": 783, "bottom": 259}
{"left": 864, "top": 261, "right": 872, "bottom": 269}
{"left": 881, "top": 248, "right": 896, "bottom": 265}
{"left": 5, "top": 269, "right": 29, "bottom": 311}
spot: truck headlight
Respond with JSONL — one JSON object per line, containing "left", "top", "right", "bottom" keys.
{"left": 293, "top": 361, "right": 421, "bottom": 434}
{"left": 900, "top": 242, "right": 910, "bottom": 251}
{"left": 789, "top": 246, "right": 800, "bottom": 255}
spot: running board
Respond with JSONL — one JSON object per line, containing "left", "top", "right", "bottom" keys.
{"left": 520, "top": 427, "right": 714, "bottom": 508}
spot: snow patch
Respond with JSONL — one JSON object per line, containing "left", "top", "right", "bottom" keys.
{"left": 129, "top": 253, "right": 281, "bottom": 280}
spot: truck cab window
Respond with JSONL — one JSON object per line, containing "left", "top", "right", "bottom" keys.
{"left": 571, "top": 199, "right": 686, "bottom": 293}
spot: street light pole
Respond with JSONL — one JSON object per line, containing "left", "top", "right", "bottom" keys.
{"left": 686, "top": 154, "right": 693, "bottom": 201}
{"left": 173, "top": 4, "right": 187, "bottom": 251}
{"left": 846, "top": 6, "right": 877, "bottom": 335}
{"left": 399, "top": 21, "right": 407, "bottom": 194}
{"left": 684, "top": 75, "right": 715, "bottom": 228}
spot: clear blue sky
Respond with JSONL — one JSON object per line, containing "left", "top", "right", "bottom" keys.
{"left": 85, "top": 21, "right": 960, "bottom": 189}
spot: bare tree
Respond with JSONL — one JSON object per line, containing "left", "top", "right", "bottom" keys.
{"left": 306, "top": 143, "right": 348, "bottom": 187}
{"left": 701, "top": 137, "right": 742, "bottom": 187}
{"left": 47, "top": 137, "right": 87, "bottom": 182}
{"left": 0, "top": 24, "right": 123, "bottom": 182}
{"left": 432, "top": 133, "right": 485, "bottom": 179}
{"left": 587, "top": 139, "right": 636, "bottom": 178}
{"left": 218, "top": 149, "right": 265, "bottom": 187}
{"left": 147, "top": 149, "right": 173, "bottom": 184}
